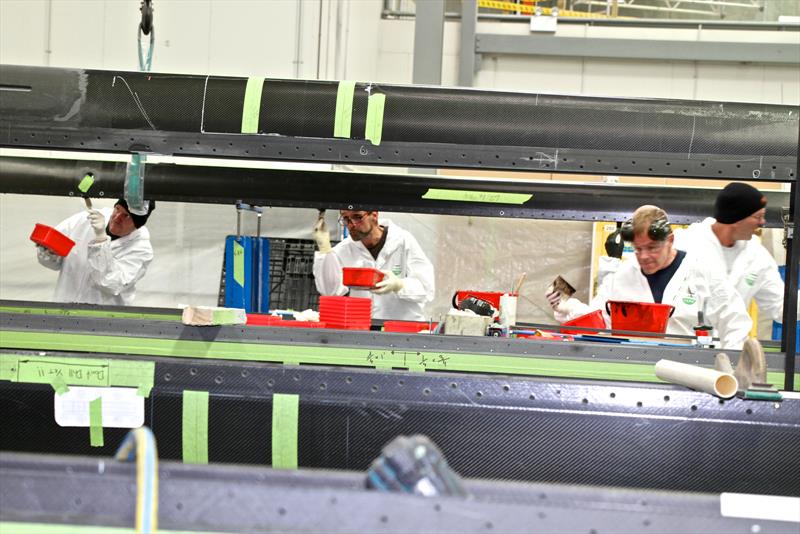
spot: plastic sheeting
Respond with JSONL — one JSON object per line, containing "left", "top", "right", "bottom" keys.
{"left": 0, "top": 194, "right": 592, "bottom": 325}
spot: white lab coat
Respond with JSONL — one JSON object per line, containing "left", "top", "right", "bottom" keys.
{"left": 674, "top": 218, "right": 786, "bottom": 322}
{"left": 313, "top": 219, "right": 434, "bottom": 320}
{"left": 37, "top": 208, "right": 154, "bottom": 306}
{"left": 556, "top": 250, "right": 751, "bottom": 349}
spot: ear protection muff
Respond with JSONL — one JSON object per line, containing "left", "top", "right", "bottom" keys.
{"left": 620, "top": 217, "right": 672, "bottom": 242}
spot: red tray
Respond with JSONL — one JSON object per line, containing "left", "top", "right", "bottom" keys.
{"left": 30, "top": 223, "right": 75, "bottom": 257}
{"left": 343, "top": 267, "right": 384, "bottom": 288}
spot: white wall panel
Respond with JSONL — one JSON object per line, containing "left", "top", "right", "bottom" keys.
{"left": 375, "top": 51, "right": 412, "bottom": 84}
{"left": 48, "top": 1, "right": 106, "bottom": 69}
{"left": 0, "top": 0, "right": 48, "bottom": 66}
{"left": 145, "top": 0, "right": 212, "bottom": 75}
{"left": 491, "top": 56, "right": 583, "bottom": 94}
{"left": 207, "top": 0, "right": 297, "bottom": 77}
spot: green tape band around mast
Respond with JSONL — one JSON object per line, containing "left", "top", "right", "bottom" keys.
{"left": 272, "top": 393, "right": 299, "bottom": 469}
{"left": 241, "top": 77, "right": 265, "bottom": 134}
{"left": 334, "top": 80, "right": 356, "bottom": 138}
{"left": 182, "top": 390, "right": 209, "bottom": 464}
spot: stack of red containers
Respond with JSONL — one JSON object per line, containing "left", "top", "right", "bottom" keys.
{"left": 246, "top": 314, "right": 326, "bottom": 328}
{"left": 319, "top": 296, "right": 372, "bottom": 330}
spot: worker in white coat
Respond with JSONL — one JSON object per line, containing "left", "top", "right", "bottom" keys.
{"left": 546, "top": 205, "right": 751, "bottom": 349}
{"left": 312, "top": 210, "right": 434, "bottom": 321}
{"left": 674, "top": 182, "right": 788, "bottom": 323}
{"left": 36, "top": 199, "right": 155, "bottom": 306}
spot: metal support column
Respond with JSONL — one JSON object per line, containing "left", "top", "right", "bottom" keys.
{"left": 413, "top": 0, "right": 445, "bottom": 85}
{"left": 783, "top": 132, "right": 799, "bottom": 391}
{"left": 459, "top": 0, "right": 478, "bottom": 87}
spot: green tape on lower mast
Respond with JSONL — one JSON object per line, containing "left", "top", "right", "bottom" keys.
{"left": 272, "top": 393, "right": 299, "bottom": 469}
{"left": 2, "top": 331, "right": 798, "bottom": 389}
{"left": 182, "top": 390, "right": 209, "bottom": 464}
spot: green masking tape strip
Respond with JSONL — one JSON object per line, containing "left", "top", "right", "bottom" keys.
{"left": 78, "top": 174, "right": 95, "bottom": 193}
{"left": 3, "top": 330, "right": 799, "bottom": 386}
{"left": 334, "top": 80, "right": 356, "bottom": 138}
{"left": 3, "top": 331, "right": 799, "bottom": 388}
{"left": 365, "top": 93, "right": 386, "bottom": 146}
{"left": 272, "top": 393, "right": 299, "bottom": 469}
{"left": 89, "top": 397, "right": 104, "bottom": 447}
{"left": 0, "top": 521, "right": 230, "bottom": 534}
{"left": 0, "top": 354, "right": 155, "bottom": 396}
{"left": 0, "top": 305, "right": 181, "bottom": 321}
{"left": 52, "top": 375, "right": 69, "bottom": 395}
{"left": 233, "top": 240, "right": 245, "bottom": 287}
{"left": 182, "top": 390, "right": 209, "bottom": 464}
{"left": 241, "top": 77, "right": 264, "bottom": 134}
{"left": 422, "top": 188, "right": 533, "bottom": 204}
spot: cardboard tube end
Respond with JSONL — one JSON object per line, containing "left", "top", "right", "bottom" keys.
{"left": 715, "top": 374, "right": 738, "bottom": 398}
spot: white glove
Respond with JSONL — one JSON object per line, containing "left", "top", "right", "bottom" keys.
{"left": 87, "top": 209, "right": 107, "bottom": 242}
{"left": 36, "top": 244, "right": 63, "bottom": 267}
{"left": 372, "top": 270, "right": 404, "bottom": 295}
{"left": 313, "top": 216, "right": 331, "bottom": 253}
{"left": 545, "top": 290, "right": 563, "bottom": 312}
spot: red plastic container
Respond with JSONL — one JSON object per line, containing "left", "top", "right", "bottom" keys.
{"left": 342, "top": 267, "right": 384, "bottom": 288}
{"left": 606, "top": 300, "right": 674, "bottom": 334}
{"left": 560, "top": 309, "right": 606, "bottom": 335}
{"left": 452, "top": 291, "right": 516, "bottom": 311}
{"left": 30, "top": 224, "right": 75, "bottom": 257}
{"left": 246, "top": 314, "right": 326, "bottom": 328}
{"left": 319, "top": 296, "right": 372, "bottom": 330}
{"left": 383, "top": 321, "right": 438, "bottom": 333}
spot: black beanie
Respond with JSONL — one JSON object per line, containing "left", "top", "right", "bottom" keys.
{"left": 713, "top": 183, "right": 766, "bottom": 224}
{"left": 115, "top": 199, "right": 156, "bottom": 228}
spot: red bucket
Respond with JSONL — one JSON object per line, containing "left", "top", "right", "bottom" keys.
{"left": 30, "top": 223, "right": 75, "bottom": 257}
{"left": 343, "top": 267, "right": 384, "bottom": 289}
{"left": 606, "top": 300, "right": 674, "bottom": 335}
{"left": 560, "top": 309, "right": 606, "bottom": 335}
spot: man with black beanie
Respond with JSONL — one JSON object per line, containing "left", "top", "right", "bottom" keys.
{"left": 36, "top": 198, "right": 156, "bottom": 306}
{"left": 675, "top": 182, "right": 787, "bottom": 325}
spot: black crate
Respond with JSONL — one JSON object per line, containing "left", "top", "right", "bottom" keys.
{"left": 219, "top": 238, "right": 335, "bottom": 311}
{"left": 267, "top": 238, "right": 326, "bottom": 311}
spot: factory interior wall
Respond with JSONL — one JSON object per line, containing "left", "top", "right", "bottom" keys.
{"left": 0, "top": 0, "right": 797, "bottom": 329}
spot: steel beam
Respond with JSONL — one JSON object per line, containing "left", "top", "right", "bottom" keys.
{"left": 412, "top": 0, "right": 445, "bottom": 84}
{"left": 0, "top": 155, "right": 792, "bottom": 226}
{"left": 4, "top": 452, "right": 797, "bottom": 533}
{"left": 0, "top": 65, "right": 796, "bottom": 181}
{"left": 475, "top": 33, "right": 800, "bottom": 64}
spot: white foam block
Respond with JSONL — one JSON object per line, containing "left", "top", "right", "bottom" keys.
{"left": 720, "top": 493, "right": 800, "bottom": 523}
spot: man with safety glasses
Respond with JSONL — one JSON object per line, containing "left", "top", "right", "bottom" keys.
{"left": 312, "top": 210, "right": 434, "bottom": 321}
{"left": 545, "top": 205, "right": 751, "bottom": 349}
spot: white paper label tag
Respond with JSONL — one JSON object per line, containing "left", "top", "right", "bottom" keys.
{"left": 720, "top": 492, "right": 800, "bottom": 523}
{"left": 54, "top": 386, "right": 144, "bottom": 428}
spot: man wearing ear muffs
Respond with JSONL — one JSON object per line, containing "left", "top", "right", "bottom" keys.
{"left": 674, "top": 182, "right": 790, "bottom": 326}
{"left": 545, "top": 205, "right": 751, "bottom": 349}
{"left": 36, "top": 198, "right": 155, "bottom": 306}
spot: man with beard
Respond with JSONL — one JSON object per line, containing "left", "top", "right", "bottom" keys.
{"left": 312, "top": 210, "right": 434, "bottom": 321}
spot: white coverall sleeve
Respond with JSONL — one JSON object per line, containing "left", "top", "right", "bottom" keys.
{"left": 394, "top": 240, "right": 435, "bottom": 304}
{"left": 703, "top": 271, "right": 752, "bottom": 350}
{"left": 312, "top": 250, "right": 349, "bottom": 296}
{"left": 86, "top": 241, "right": 153, "bottom": 297}
{"left": 595, "top": 256, "right": 621, "bottom": 290}
{"left": 754, "top": 264, "right": 786, "bottom": 323}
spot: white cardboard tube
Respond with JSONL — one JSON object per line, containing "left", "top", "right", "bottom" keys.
{"left": 654, "top": 359, "right": 738, "bottom": 399}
